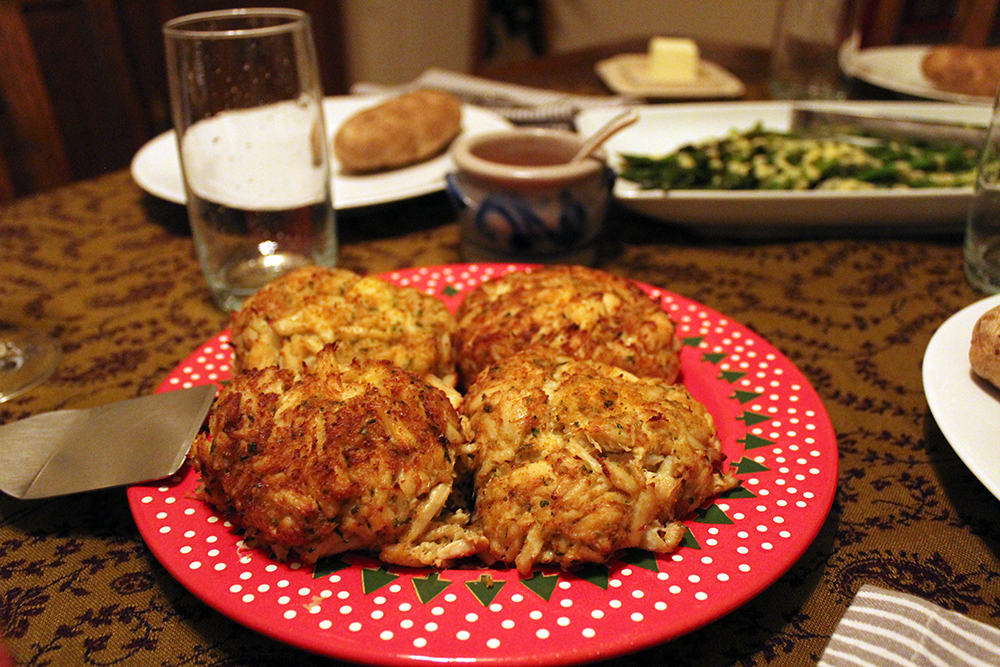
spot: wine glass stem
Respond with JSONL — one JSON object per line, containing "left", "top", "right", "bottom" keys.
{"left": 1, "top": 341, "right": 25, "bottom": 372}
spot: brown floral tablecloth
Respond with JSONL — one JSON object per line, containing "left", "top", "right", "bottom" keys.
{"left": 2, "top": 170, "right": 999, "bottom": 666}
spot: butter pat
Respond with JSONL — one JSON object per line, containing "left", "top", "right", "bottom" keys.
{"left": 646, "top": 37, "right": 699, "bottom": 82}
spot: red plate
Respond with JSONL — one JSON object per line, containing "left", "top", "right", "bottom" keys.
{"left": 128, "top": 263, "right": 837, "bottom": 666}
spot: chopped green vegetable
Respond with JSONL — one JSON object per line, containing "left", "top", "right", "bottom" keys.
{"left": 619, "top": 123, "right": 979, "bottom": 191}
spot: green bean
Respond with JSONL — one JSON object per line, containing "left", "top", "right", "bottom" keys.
{"left": 619, "top": 123, "right": 979, "bottom": 191}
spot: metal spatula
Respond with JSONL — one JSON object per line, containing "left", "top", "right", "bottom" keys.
{"left": 0, "top": 385, "right": 216, "bottom": 499}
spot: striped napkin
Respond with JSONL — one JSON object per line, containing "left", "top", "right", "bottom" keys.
{"left": 350, "top": 67, "right": 636, "bottom": 125}
{"left": 819, "top": 584, "right": 1000, "bottom": 667}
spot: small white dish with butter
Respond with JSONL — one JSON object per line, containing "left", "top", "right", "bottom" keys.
{"left": 596, "top": 36, "right": 745, "bottom": 99}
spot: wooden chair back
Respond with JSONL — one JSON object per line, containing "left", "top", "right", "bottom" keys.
{"left": 861, "top": 0, "right": 1000, "bottom": 47}
{"left": 0, "top": 0, "right": 72, "bottom": 202}
{"left": 0, "top": 0, "right": 347, "bottom": 203}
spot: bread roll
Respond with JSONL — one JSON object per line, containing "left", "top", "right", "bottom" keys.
{"left": 333, "top": 90, "right": 462, "bottom": 173}
{"left": 970, "top": 304, "right": 1000, "bottom": 388}
{"left": 921, "top": 45, "right": 1000, "bottom": 98}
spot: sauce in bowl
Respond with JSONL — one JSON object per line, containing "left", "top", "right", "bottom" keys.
{"left": 470, "top": 135, "right": 579, "bottom": 167}
{"left": 448, "top": 127, "right": 611, "bottom": 264}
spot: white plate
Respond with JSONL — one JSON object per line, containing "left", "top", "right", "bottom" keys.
{"left": 841, "top": 44, "right": 994, "bottom": 105}
{"left": 595, "top": 54, "right": 745, "bottom": 99}
{"left": 923, "top": 294, "right": 1000, "bottom": 502}
{"left": 130, "top": 95, "right": 511, "bottom": 210}
{"left": 575, "top": 101, "right": 990, "bottom": 235}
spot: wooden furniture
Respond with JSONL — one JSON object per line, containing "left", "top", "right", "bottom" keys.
{"left": 0, "top": 0, "right": 168, "bottom": 202}
{"left": 0, "top": 0, "right": 74, "bottom": 202}
{"left": 0, "top": 0, "right": 347, "bottom": 202}
{"left": 952, "top": 0, "right": 1000, "bottom": 44}
{"left": 860, "top": 0, "right": 1000, "bottom": 46}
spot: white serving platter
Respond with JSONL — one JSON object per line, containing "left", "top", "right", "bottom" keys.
{"left": 576, "top": 101, "right": 991, "bottom": 237}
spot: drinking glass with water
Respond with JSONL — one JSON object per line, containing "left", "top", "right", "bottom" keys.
{"left": 164, "top": 8, "right": 337, "bottom": 311}
{"left": 966, "top": 84, "right": 1000, "bottom": 294}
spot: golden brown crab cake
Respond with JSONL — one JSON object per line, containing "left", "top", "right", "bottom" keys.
{"left": 189, "top": 348, "right": 485, "bottom": 567}
{"left": 230, "top": 266, "right": 457, "bottom": 386}
{"left": 463, "top": 349, "right": 735, "bottom": 575}
{"left": 454, "top": 265, "right": 681, "bottom": 389}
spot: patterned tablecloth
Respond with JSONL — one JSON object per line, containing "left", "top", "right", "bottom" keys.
{"left": 2, "top": 170, "right": 999, "bottom": 666}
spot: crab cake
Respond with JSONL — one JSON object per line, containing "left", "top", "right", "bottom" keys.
{"left": 190, "top": 347, "right": 485, "bottom": 567}
{"left": 230, "top": 266, "right": 457, "bottom": 385}
{"left": 454, "top": 266, "right": 681, "bottom": 389}
{"left": 463, "top": 349, "right": 735, "bottom": 575}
